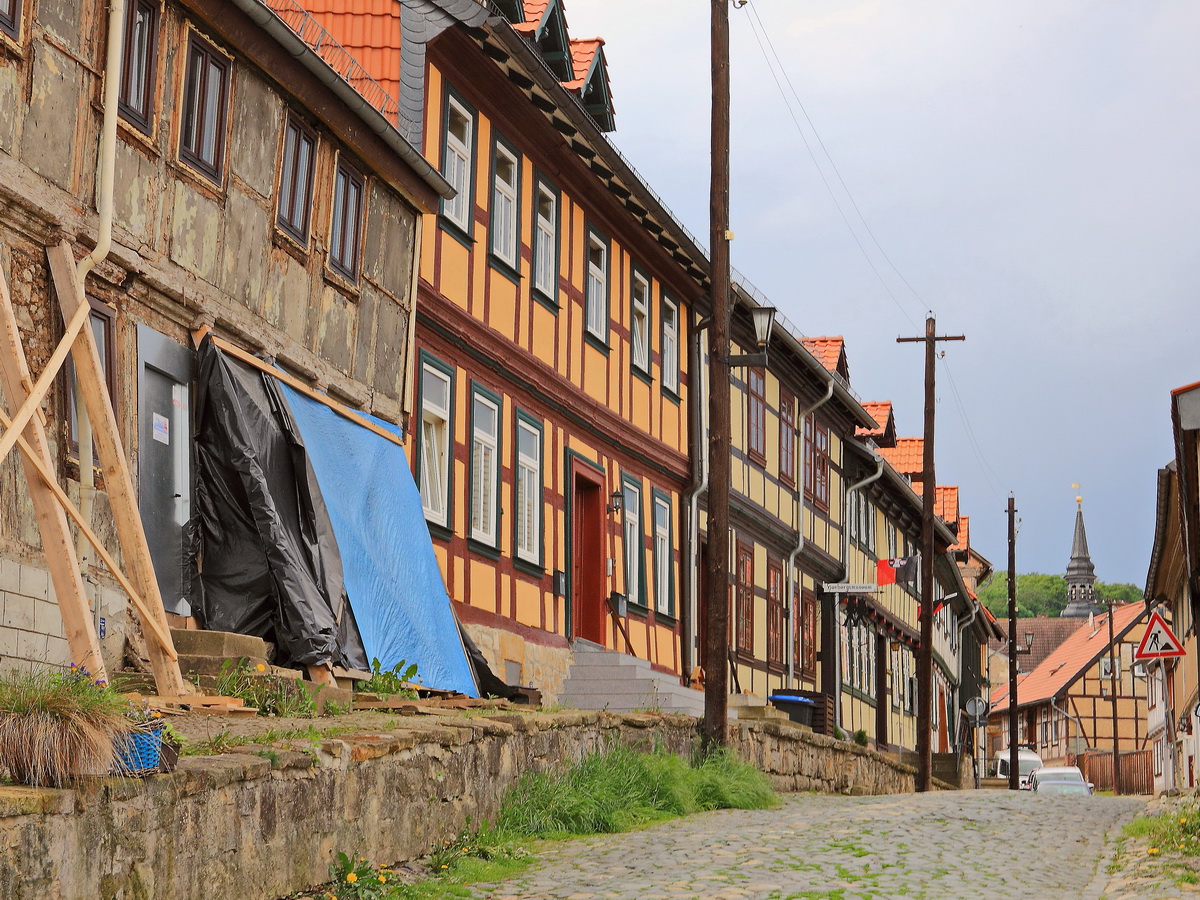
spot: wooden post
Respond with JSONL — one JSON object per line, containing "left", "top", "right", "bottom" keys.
{"left": 1008, "top": 496, "right": 1019, "bottom": 790}
{"left": 0, "top": 261, "right": 105, "bottom": 676}
{"left": 47, "top": 242, "right": 189, "bottom": 697}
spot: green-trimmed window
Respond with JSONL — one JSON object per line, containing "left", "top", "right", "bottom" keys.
{"left": 631, "top": 269, "right": 650, "bottom": 373}
{"left": 441, "top": 92, "right": 474, "bottom": 233}
{"left": 418, "top": 358, "right": 453, "bottom": 528}
{"left": 652, "top": 491, "right": 673, "bottom": 617}
{"left": 470, "top": 386, "right": 501, "bottom": 547}
{"left": 490, "top": 138, "right": 520, "bottom": 270}
{"left": 622, "top": 478, "right": 644, "bottom": 607}
{"left": 532, "top": 179, "right": 558, "bottom": 301}
{"left": 515, "top": 414, "right": 543, "bottom": 565}
{"left": 661, "top": 295, "right": 679, "bottom": 394}
{"left": 585, "top": 229, "right": 609, "bottom": 342}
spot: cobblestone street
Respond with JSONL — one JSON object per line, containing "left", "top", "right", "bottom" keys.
{"left": 476, "top": 791, "right": 1147, "bottom": 900}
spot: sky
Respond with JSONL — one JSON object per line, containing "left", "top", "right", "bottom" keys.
{"left": 562, "top": 0, "right": 1200, "bottom": 586}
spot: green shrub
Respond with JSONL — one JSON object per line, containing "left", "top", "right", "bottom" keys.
{"left": 214, "top": 660, "right": 317, "bottom": 718}
{"left": 360, "top": 658, "right": 420, "bottom": 698}
{"left": 852, "top": 729, "right": 869, "bottom": 747}
{"left": 495, "top": 742, "right": 775, "bottom": 838}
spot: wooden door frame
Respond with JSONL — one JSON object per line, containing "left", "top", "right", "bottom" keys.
{"left": 566, "top": 451, "right": 606, "bottom": 643}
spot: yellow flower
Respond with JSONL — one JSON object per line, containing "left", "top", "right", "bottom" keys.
{"left": 441, "top": 864, "right": 449, "bottom": 869}
{"left": 379, "top": 875, "right": 386, "bottom": 883}
{"left": 1182, "top": 818, "right": 1188, "bottom": 824}
{"left": 346, "top": 872, "right": 358, "bottom": 883}
{"left": 1148, "top": 848, "right": 1159, "bottom": 855}
{"left": 257, "top": 663, "right": 267, "bottom": 672}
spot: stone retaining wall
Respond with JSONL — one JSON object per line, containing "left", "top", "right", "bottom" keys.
{"left": 0, "top": 711, "right": 918, "bottom": 900}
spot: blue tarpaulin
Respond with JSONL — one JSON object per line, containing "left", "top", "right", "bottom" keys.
{"left": 280, "top": 385, "right": 478, "bottom": 697}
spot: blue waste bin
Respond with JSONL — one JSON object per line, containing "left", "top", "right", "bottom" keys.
{"left": 768, "top": 693, "right": 815, "bottom": 727}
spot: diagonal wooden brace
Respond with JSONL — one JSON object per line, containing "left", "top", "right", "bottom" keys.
{"left": 46, "top": 242, "right": 189, "bottom": 697}
{"left": 0, "top": 298, "right": 91, "bottom": 468}
{"left": 0, "top": 405, "right": 177, "bottom": 660}
{"left": 0, "top": 256, "right": 105, "bottom": 677}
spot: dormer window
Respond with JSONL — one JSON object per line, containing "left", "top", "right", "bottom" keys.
{"left": 534, "top": 1, "right": 572, "bottom": 82}
{"left": 493, "top": 0, "right": 523, "bottom": 24}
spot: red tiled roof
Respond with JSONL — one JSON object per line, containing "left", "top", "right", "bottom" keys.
{"left": 564, "top": 38, "right": 603, "bottom": 91}
{"left": 990, "top": 604, "right": 1147, "bottom": 712}
{"left": 856, "top": 401, "right": 892, "bottom": 437}
{"left": 953, "top": 514, "right": 970, "bottom": 552}
{"left": 513, "top": 1, "right": 550, "bottom": 34}
{"left": 935, "top": 485, "right": 959, "bottom": 524}
{"left": 301, "top": 0, "right": 403, "bottom": 100}
{"left": 878, "top": 437, "right": 923, "bottom": 476}
{"left": 800, "top": 337, "right": 846, "bottom": 378}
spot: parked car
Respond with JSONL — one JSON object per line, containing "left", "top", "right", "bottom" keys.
{"left": 1029, "top": 765, "right": 1093, "bottom": 794}
{"left": 995, "top": 749, "right": 1044, "bottom": 789}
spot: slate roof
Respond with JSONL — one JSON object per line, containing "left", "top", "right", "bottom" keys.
{"left": 990, "top": 603, "right": 1147, "bottom": 711}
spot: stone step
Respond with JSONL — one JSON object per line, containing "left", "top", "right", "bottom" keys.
{"left": 170, "top": 628, "right": 271, "bottom": 660}
{"left": 562, "top": 662, "right": 656, "bottom": 682}
{"left": 568, "top": 651, "right": 652, "bottom": 671}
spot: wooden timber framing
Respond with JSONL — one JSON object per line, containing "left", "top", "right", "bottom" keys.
{"left": 46, "top": 241, "right": 190, "bottom": 698}
{"left": 0, "top": 260, "right": 106, "bottom": 677}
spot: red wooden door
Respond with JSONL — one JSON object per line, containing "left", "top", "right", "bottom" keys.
{"left": 572, "top": 464, "right": 606, "bottom": 644}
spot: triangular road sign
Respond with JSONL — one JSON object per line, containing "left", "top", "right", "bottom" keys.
{"left": 1135, "top": 610, "right": 1186, "bottom": 660}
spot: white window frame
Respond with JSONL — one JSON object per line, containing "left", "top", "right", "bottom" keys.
{"left": 623, "top": 480, "right": 642, "bottom": 607}
{"left": 470, "top": 391, "right": 500, "bottom": 546}
{"left": 515, "top": 418, "right": 541, "bottom": 564}
{"left": 491, "top": 141, "right": 519, "bottom": 269}
{"left": 586, "top": 231, "right": 608, "bottom": 341}
{"left": 631, "top": 271, "right": 650, "bottom": 372}
{"left": 653, "top": 495, "right": 671, "bottom": 616}
{"left": 661, "top": 296, "right": 679, "bottom": 393}
{"left": 443, "top": 94, "right": 473, "bottom": 232}
{"left": 533, "top": 181, "right": 557, "bottom": 298}
{"left": 419, "top": 363, "right": 452, "bottom": 527}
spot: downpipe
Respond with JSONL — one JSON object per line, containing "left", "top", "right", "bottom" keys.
{"left": 785, "top": 379, "right": 834, "bottom": 682}
{"left": 683, "top": 319, "right": 709, "bottom": 681}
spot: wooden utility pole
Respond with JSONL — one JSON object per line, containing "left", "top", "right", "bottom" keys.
{"left": 703, "top": 0, "right": 732, "bottom": 749}
{"left": 1007, "top": 497, "right": 1019, "bottom": 791}
{"left": 898, "top": 316, "right": 964, "bottom": 792}
{"left": 1107, "top": 596, "right": 1122, "bottom": 795}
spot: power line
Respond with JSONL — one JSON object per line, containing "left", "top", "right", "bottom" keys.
{"left": 742, "top": 1, "right": 928, "bottom": 327}
{"left": 740, "top": 6, "right": 919, "bottom": 330}
{"left": 939, "top": 354, "right": 1008, "bottom": 503}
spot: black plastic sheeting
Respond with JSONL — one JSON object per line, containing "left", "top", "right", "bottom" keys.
{"left": 456, "top": 619, "right": 522, "bottom": 701}
{"left": 190, "top": 337, "right": 368, "bottom": 671}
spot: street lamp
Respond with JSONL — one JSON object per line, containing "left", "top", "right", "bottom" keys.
{"left": 726, "top": 304, "right": 776, "bottom": 368}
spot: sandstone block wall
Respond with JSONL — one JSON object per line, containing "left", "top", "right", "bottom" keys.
{"left": 0, "top": 712, "right": 917, "bottom": 900}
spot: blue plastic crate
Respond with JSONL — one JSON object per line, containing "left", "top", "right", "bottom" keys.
{"left": 115, "top": 727, "right": 164, "bottom": 776}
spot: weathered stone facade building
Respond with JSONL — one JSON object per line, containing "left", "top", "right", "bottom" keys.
{"left": 0, "top": 0, "right": 447, "bottom": 674}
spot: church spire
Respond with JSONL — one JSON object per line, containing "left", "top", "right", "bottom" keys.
{"left": 1062, "top": 495, "right": 1100, "bottom": 617}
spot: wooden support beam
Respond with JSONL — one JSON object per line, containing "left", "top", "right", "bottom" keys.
{"left": 0, "top": 405, "right": 177, "bottom": 659}
{"left": 47, "top": 241, "right": 189, "bottom": 697}
{"left": 0, "top": 298, "right": 90, "bottom": 467}
{"left": 0, "top": 259, "right": 105, "bottom": 676}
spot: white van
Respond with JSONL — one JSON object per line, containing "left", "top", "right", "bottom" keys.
{"left": 995, "top": 749, "right": 1044, "bottom": 789}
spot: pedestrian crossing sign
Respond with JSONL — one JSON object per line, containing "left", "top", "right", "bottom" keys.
{"left": 1135, "top": 610, "right": 1186, "bottom": 660}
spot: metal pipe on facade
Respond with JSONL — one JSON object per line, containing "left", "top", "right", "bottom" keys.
{"left": 785, "top": 379, "right": 834, "bottom": 682}
{"left": 682, "top": 319, "right": 709, "bottom": 681}
{"left": 831, "top": 457, "right": 884, "bottom": 731}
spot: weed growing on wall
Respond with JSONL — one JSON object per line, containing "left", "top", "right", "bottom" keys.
{"left": 359, "top": 658, "right": 420, "bottom": 698}
{"left": 213, "top": 660, "right": 317, "bottom": 717}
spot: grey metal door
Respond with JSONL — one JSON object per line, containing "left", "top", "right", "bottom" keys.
{"left": 137, "top": 326, "right": 193, "bottom": 616}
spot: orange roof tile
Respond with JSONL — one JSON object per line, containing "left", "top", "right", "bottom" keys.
{"left": 953, "top": 514, "right": 970, "bottom": 552}
{"left": 800, "top": 337, "right": 847, "bottom": 379}
{"left": 935, "top": 485, "right": 959, "bottom": 524}
{"left": 991, "top": 604, "right": 1148, "bottom": 712}
{"left": 564, "top": 37, "right": 603, "bottom": 91}
{"left": 301, "top": 0, "right": 402, "bottom": 100}
{"left": 878, "top": 437, "right": 923, "bottom": 476}
{"left": 855, "top": 401, "right": 892, "bottom": 437}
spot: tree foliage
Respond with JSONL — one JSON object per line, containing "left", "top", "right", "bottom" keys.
{"left": 978, "top": 572, "right": 1143, "bottom": 619}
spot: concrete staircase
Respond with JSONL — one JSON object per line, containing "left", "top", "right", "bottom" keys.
{"left": 558, "top": 641, "right": 706, "bottom": 716}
